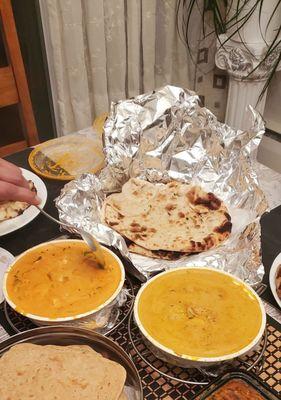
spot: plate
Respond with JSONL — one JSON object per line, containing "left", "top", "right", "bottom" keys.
{"left": 0, "top": 248, "right": 14, "bottom": 303}
{"left": 269, "top": 252, "right": 281, "bottom": 308}
{"left": 194, "top": 371, "right": 279, "bottom": 399}
{"left": 28, "top": 134, "right": 104, "bottom": 180}
{"left": 0, "top": 168, "right": 47, "bottom": 236}
{"left": 0, "top": 326, "right": 143, "bottom": 399}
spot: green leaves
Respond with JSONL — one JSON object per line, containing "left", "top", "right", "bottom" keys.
{"left": 176, "top": 0, "right": 281, "bottom": 102}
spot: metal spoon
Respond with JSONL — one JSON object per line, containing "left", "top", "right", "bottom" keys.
{"left": 35, "top": 206, "right": 105, "bottom": 268}
{"left": 35, "top": 206, "right": 147, "bottom": 283}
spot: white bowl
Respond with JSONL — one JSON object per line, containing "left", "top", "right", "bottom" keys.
{"left": 3, "top": 240, "right": 125, "bottom": 326}
{"left": 269, "top": 252, "right": 281, "bottom": 308}
{"left": 134, "top": 267, "right": 266, "bottom": 368}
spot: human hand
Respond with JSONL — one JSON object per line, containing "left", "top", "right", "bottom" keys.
{"left": 0, "top": 159, "right": 41, "bottom": 205}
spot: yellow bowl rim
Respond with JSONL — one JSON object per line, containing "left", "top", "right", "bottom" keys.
{"left": 28, "top": 138, "right": 105, "bottom": 181}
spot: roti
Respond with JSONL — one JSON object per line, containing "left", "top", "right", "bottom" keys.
{"left": 102, "top": 178, "right": 231, "bottom": 254}
{"left": 0, "top": 181, "right": 36, "bottom": 222}
{"left": 0, "top": 343, "right": 126, "bottom": 400}
{"left": 118, "top": 391, "right": 128, "bottom": 400}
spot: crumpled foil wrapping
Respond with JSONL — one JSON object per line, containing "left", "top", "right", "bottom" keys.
{"left": 56, "top": 85, "right": 268, "bottom": 286}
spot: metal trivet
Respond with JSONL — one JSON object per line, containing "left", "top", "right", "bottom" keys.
{"left": 4, "top": 277, "right": 134, "bottom": 337}
{"left": 127, "top": 311, "right": 268, "bottom": 387}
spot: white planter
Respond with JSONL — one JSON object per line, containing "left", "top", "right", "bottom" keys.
{"left": 215, "top": 0, "right": 281, "bottom": 129}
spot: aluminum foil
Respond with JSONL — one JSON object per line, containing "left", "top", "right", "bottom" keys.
{"left": 56, "top": 85, "right": 267, "bottom": 286}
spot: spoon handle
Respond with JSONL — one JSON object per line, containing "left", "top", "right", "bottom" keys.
{"left": 36, "top": 206, "right": 147, "bottom": 283}
{"left": 35, "top": 205, "right": 75, "bottom": 231}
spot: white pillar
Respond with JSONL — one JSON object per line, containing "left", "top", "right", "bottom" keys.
{"left": 215, "top": 1, "right": 281, "bottom": 130}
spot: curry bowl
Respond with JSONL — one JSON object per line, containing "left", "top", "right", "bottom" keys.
{"left": 3, "top": 240, "right": 125, "bottom": 326}
{"left": 134, "top": 267, "right": 266, "bottom": 368}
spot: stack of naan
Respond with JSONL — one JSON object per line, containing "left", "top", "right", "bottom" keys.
{"left": 0, "top": 343, "right": 127, "bottom": 400}
{"left": 102, "top": 178, "right": 232, "bottom": 260}
{"left": 0, "top": 181, "right": 36, "bottom": 222}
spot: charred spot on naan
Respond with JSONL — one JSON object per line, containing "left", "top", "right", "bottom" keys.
{"left": 129, "top": 222, "right": 147, "bottom": 233}
{"left": 187, "top": 187, "right": 222, "bottom": 211}
{"left": 224, "top": 212, "right": 231, "bottom": 221}
{"left": 214, "top": 220, "right": 232, "bottom": 235}
{"left": 165, "top": 204, "right": 177, "bottom": 212}
{"left": 108, "top": 221, "right": 119, "bottom": 227}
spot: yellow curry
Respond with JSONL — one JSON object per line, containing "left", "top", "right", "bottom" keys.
{"left": 6, "top": 242, "right": 122, "bottom": 319}
{"left": 138, "top": 269, "right": 262, "bottom": 358}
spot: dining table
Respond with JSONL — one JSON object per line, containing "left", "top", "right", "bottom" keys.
{"left": 0, "top": 147, "right": 280, "bottom": 399}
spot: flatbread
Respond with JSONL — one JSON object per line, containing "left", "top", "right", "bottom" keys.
{"left": 0, "top": 181, "right": 36, "bottom": 222}
{"left": 102, "top": 178, "right": 231, "bottom": 254}
{"left": 127, "top": 241, "right": 185, "bottom": 260}
{"left": 118, "top": 391, "right": 128, "bottom": 400}
{"left": 0, "top": 343, "right": 126, "bottom": 400}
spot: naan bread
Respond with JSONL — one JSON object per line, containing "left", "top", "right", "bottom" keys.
{"left": 0, "top": 343, "right": 126, "bottom": 400}
{"left": 102, "top": 178, "right": 231, "bottom": 254}
{"left": 0, "top": 181, "right": 36, "bottom": 222}
{"left": 127, "top": 241, "right": 184, "bottom": 260}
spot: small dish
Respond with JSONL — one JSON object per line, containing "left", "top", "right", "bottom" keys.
{"left": 28, "top": 134, "right": 104, "bottom": 180}
{"left": 0, "top": 326, "right": 143, "bottom": 399}
{"left": 193, "top": 371, "right": 279, "bottom": 399}
{"left": 3, "top": 240, "right": 125, "bottom": 326}
{"left": 0, "top": 248, "right": 14, "bottom": 303}
{"left": 134, "top": 267, "right": 266, "bottom": 368}
{"left": 0, "top": 168, "right": 47, "bottom": 236}
{"left": 269, "top": 252, "right": 281, "bottom": 308}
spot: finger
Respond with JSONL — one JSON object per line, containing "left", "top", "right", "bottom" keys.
{"left": 0, "top": 158, "right": 20, "bottom": 171}
{"left": 0, "top": 158, "right": 20, "bottom": 173}
{"left": 0, "top": 162, "right": 29, "bottom": 189}
{"left": 0, "top": 181, "right": 41, "bottom": 205}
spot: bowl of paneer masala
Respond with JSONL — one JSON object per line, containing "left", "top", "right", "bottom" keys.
{"left": 3, "top": 240, "right": 125, "bottom": 325}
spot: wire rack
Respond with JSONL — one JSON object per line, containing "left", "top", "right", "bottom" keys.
{"left": 127, "top": 310, "right": 268, "bottom": 386}
{"left": 3, "top": 280, "right": 280, "bottom": 399}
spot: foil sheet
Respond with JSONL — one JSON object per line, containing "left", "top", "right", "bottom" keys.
{"left": 56, "top": 85, "right": 267, "bottom": 286}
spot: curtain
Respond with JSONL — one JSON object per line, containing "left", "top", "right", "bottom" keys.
{"left": 40, "top": 0, "right": 196, "bottom": 136}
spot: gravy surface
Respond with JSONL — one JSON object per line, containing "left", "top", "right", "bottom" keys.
{"left": 138, "top": 269, "right": 262, "bottom": 358}
{"left": 7, "top": 242, "right": 122, "bottom": 318}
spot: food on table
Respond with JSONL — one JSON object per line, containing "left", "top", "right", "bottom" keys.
{"left": 102, "top": 178, "right": 231, "bottom": 259}
{"left": 5, "top": 241, "right": 123, "bottom": 319}
{"left": 0, "top": 343, "right": 126, "bottom": 400}
{"left": 136, "top": 268, "right": 263, "bottom": 359}
{"left": 28, "top": 134, "right": 104, "bottom": 180}
{"left": 276, "top": 264, "right": 281, "bottom": 300}
{"left": 127, "top": 240, "right": 184, "bottom": 260}
{"left": 204, "top": 378, "right": 265, "bottom": 399}
{"left": 0, "top": 181, "right": 36, "bottom": 222}
{"left": 118, "top": 392, "right": 128, "bottom": 399}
